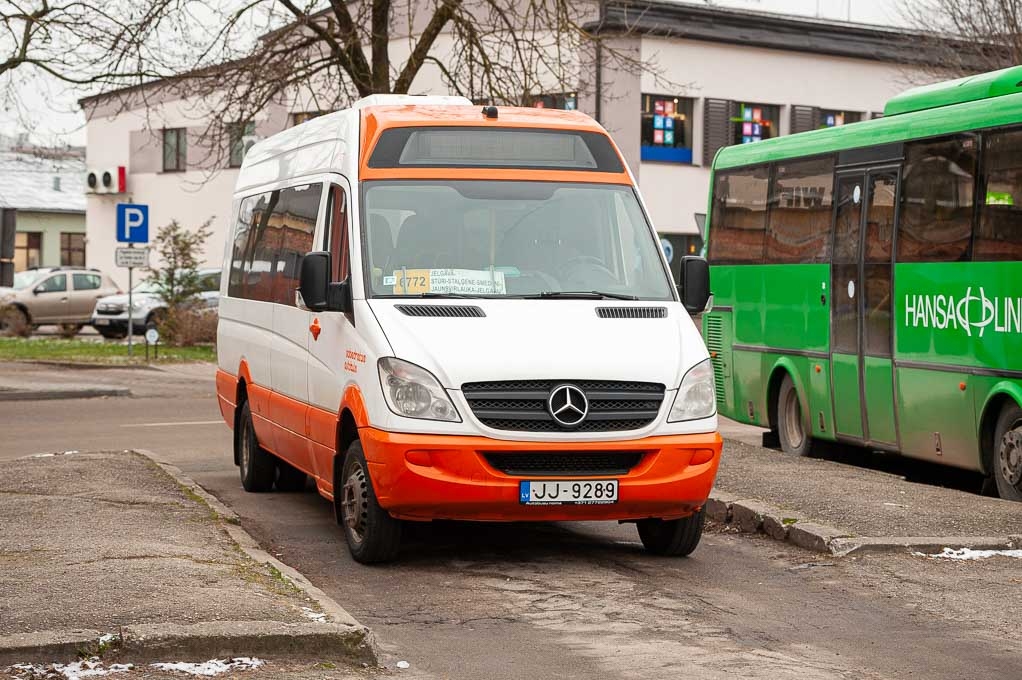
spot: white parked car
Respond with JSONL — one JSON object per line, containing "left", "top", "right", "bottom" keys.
{"left": 91, "top": 268, "right": 221, "bottom": 339}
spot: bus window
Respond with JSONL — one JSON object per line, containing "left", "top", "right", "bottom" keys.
{"left": 708, "top": 165, "right": 769, "bottom": 264}
{"left": 976, "top": 128, "right": 1022, "bottom": 261}
{"left": 766, "top": 156, "right": 834, "bottom": 263}
{"left": 897, "top": 135, "right": 976, "bottom": 263}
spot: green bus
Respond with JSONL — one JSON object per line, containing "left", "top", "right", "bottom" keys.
{"left": 702, "top": 66, "right": 1022, "bottom": 501}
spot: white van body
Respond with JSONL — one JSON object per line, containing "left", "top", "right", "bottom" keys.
{"left": 216, "top": 96, "right": 722, "bottom": 563}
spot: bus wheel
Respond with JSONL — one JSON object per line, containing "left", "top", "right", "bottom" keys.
{"left": 993, "top": 403, "right": 1022, "bottom": 502}
{"left": 777, "top": 374, "right": 813, "bottom": 457}
{"left": 339, "top": 441, "right": 401, "bottom": 564}
{"left": 238, "top": 401, "right": 276, "bottom": 492}
{"left": 637, "top": 508, "right": 705, "bottom": 556}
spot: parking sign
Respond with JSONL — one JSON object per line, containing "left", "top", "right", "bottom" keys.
{"left": 116, "top": 204, "right": 149, "bottom": 243}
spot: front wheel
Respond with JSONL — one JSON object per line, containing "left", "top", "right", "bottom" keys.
{"left": 993, "top": 403, "right": 1022, "bottom": 502}
{"left": 637, "top": 508, "right": 705, "bottom": 556}
{"left": 339, "top": 441, "right": 401, "bottom": 564}
{"left": 777, "top": 374, "right": 814, "bottom": 457}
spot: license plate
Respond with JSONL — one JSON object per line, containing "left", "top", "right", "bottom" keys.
{"left": 519, "top": 480, "right": 618, "bottom": 505}
{"left": 94, "top": 319, "right": 110, "bottom": 325}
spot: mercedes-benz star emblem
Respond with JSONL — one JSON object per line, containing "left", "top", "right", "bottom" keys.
{"left": 547, "top": 384, "right": 589, "bottom": 428}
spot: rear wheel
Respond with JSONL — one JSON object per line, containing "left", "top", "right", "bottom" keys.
{"left": 992, "top": 403, "right": 1022, "bottom": 502}
{"left": 637, "top": 508, "right": 705, "bottom": 557}
{"left": 237, "top": 401, "right": 275, "bottom": 492}
{"left": 339, "top": 441, "right": 401, "bottom": 564}
{"left": 777, "top": 374, "right": 814, "bottom": 457}
{"left": 275, "top": 460, "right": 308, "bottom": 492}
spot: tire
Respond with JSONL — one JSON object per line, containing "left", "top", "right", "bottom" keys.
{"left": 338, "top": 441, "right": 401, "bottom": 564}
{"left": 0, "top": 307, "right": 30, "bottom": 337}
{"left": 777, "top": 374, "right": 814, "bottom": 457}
{"left": 276, "top": 460, "right": 308, "bottom": 492}
{"left": 637, "top": 508, "right": 706, "bottom": 557}
{"left": 98, "top": 328, "right": 128, "bottom": 340}
{"left": 992, "top": 402, "right": 1022, "bottom": 502}
{"left": 58, "top": 323, "right": 83, "bottom": 338}
{"left": 237, "top": 401, "right": 276, "bottom": 492}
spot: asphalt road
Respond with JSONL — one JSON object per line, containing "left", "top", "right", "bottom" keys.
{"left": 2, "top": 369, "right": 1020, "bottom": 679}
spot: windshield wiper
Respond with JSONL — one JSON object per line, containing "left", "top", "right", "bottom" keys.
{"left": 524, "top": 291, "right": 638, "bottom": 301}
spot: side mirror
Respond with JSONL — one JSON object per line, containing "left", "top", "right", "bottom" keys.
{"left": 32, "top": 286, "right": 42, "bottom": 296}
{"left": 679, "top": 256, "right": 711, "bottom": 315}
{"left": 298, "top": 251, "right": 352, "bottom": 313}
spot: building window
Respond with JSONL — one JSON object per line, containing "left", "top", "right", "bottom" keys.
{"left": 162, "top": 128, "right": 187, "bottom": 172}
{"left": 292, "top": 111, "right": 329, "bottom": 127}
{"left": 640, "top": 94, "right": 694, "bottom": 164}
{"left": 229, "top": 121, "right": 256, "bottom": 168}
{"left": 60, "top": 233, "right": 85, "bottom": 267}
{"left": 525, "top": 93, "right": 577, "bottom": 110}
{"left": 819, "top": 109, "right": 862, "bottom": 128}
{"left": 733, "top": 103, "right": 779, "bottom": 144}
{"left": 14, "top": 232, "right": 41, "bottom": 271}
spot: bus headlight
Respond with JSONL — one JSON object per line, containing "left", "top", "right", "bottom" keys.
{"left": 668, "top": 358, "right": 716, "bottom": 422}
{"left": 378, "top": 357, "right": 461, "bottom": 422}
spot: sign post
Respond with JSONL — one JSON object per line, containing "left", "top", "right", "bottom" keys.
{"left": 115, "top": 204, "right": 150, "bottom": 358}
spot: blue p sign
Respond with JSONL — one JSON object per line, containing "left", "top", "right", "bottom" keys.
{"left": 116, "top": 204, "right": 149, "bottom": 244}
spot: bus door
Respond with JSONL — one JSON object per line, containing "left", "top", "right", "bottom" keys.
{"left": 830, "top": 167, "right": 899, "bottom": 447}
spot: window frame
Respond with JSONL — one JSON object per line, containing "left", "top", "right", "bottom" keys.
{"left": 14, "top": 232, "right": 42, "bottom": 271}
{"left": 640, "top": 93, "right": 695, "bottom": 165}
{"left": 973, "top": 124, "right": 1022, "bottom": 262}
{"left": 60, "top": 232, "right": 85, "bottom": 267}
{"left": 162, "top": 128, "right": 187, "bottom": 172}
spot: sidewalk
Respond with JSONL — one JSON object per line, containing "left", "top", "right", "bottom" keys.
{"left": 0, "top": 361, "right": 214, "bottom": 400}
{"left": 0, "top": 450, "right": 374, "bottom": 672}
{"left": 711, "top": 419, "right": 1021, "bottom": 555}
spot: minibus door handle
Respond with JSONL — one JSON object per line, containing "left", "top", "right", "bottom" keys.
{"left": 309, "top": 317, "right": 321, "bottom": 341}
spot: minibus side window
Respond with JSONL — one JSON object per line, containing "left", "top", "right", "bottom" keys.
{"left": 326, "top": 184, "right": 350, "bottom": 282}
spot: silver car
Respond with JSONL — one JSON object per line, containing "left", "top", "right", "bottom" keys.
{"left": 91, "top": 268, "right": 221, "bottom": 339}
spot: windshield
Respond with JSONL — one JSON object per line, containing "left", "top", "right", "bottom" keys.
{"left": 12, "top": 270, "right": 49, "bottom": 290}
{"left": 133, "top": 279, "right": 162, "bottom": 294}
{"left": 361, "top": 181, "right": 674, "bottom": 299}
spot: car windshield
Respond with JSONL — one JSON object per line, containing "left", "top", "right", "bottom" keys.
{"left": 11, "top": 270, "right": 50, "bottom": 290}
{"left": 132, "top": 279, "right": 163, "bottom": 294}
{"left": 361, "top": 181, "right": 674, "bottom": 299}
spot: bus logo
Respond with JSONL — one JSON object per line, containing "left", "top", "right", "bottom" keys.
{"left": 904, "top": 288, "right": 1022, "bottom": 337}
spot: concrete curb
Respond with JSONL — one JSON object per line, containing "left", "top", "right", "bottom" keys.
{"left": 135, "top": 449, "right": 379, "bottom": 664}
{"left": 0, "top": 451, "right": 378, "bottom": 668}
{"left": 0, "top": 387, "right": 131, "bottom": 401}
{"left": 707, "top": 493, "right": 1018, "bottom": 557}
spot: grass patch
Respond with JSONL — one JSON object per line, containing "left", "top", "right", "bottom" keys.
{"left": 782, "top": 518, "right": 799, "bottom": 525}
{"left": 0, "top": 337, "right": 214, "bottom": 364}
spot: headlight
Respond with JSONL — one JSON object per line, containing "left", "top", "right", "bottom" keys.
{"left": 378, "top": 357, "right": 460, "bottom": 422}
{"left": 131, "top": 299, "right": 145, "bottom": 311}
{"left": 668, "top": 358, "right": 716, "bottom": 422}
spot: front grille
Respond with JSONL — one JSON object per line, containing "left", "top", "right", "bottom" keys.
{"left": 462, "top": 379, "right": 665, "bottom": 432}
{"left": 596, "top": 306, "right": 667, "bottom": 319}
{"left": 96, "top": 303, "right": 124, "bottom": 315}
{"left": 483, "top": 451, "right": 644, "bottom": 476}
{"left": 704, "top": 315, "right": 726, "bottom": 409}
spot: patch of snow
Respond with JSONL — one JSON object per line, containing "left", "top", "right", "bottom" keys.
{"left": 301, "top": 606, "right": 327, "bottom": 623}
{"left": 98, "top": 633, "right": 116, "bottom": 646}
{"left": 10, "top": 658, "right": 133, "bottom": 679}
{"left": 149, "top": 658, "right": 265, "bottom": 676}
{"left": 396, "top": 661, "right": 410, "bottom": 669}
{"left": 917, "top": 547, "right": 1022, "bottom": 560}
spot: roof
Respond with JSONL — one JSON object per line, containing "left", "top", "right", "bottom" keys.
{"left": 884, "top": 64, "right": 1022, "bottom": 116}
{"left": 595, "top": 0, "right": 936, "bottom": 65}
{"left": 0, "top": 152, "right": 85, "bottom": 213}
{"left": 711, "top": 84, "right": 1022, "bottom": 171}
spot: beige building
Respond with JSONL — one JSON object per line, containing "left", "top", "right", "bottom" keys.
{"left": 80, "top": 1, "right": 927, "bottom": 287}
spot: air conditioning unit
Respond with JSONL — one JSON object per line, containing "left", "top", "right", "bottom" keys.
{"left": 85, "top": 166, "right": 126, "bottom": 194}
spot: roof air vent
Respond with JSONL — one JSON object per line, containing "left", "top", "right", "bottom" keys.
{"left": 395, "top": 304, "right": 486, "bottom": 318}
{"left": 596, "top": 307, "right": 668, "bottom": 319}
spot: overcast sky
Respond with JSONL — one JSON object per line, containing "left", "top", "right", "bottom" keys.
{"left": 0, "top": 0, "right": 904, "bottom": 148}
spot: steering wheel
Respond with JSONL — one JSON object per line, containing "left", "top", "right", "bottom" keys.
{"left": 561, "top": 255, "right": 618, "bottom": 287}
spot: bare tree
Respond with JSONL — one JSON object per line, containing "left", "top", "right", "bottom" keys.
{"left": 900, "top": 0, "right": 1022, "bottom": 78}
{"left": 85, "top": 0, "right": 670, "bottom": 172}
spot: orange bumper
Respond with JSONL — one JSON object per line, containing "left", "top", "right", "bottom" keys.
{"left": 360, "top": 428, "right": 723, "bottom": 522}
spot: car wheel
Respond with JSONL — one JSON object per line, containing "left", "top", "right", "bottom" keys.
{"left": 0, "top": 307, "right": 30, "bottom": 337}
{"left": 339, "top": 441, "right": 401, "bottom": 564}
{"left": 637, "top": 508, "right": 706, "bottom": 557}
{"left": 237, "top": 401, "right": 276, "bottom": 492}
{"left": 58, "top": 323, "right": 83, "bottom": 338}
{"left": 993, "top": 402, "right": 1022, "bottom": 502}
{"left": 276, "top": 459, "right": 308, "bottom": 492}
{"left": 777, "top": 374, "right": 814, "bottom": 457}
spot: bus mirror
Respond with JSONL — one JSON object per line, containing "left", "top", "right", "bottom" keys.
{"left": 298, "top": 251, "right": 331, "bottom": 311}
{"left": 679, "top": 256, "right": 711, "bottom": 315}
